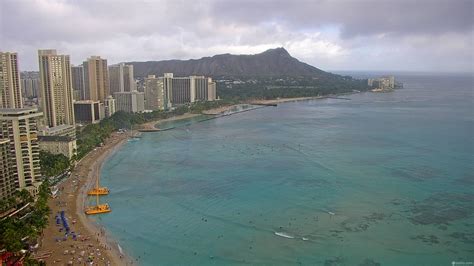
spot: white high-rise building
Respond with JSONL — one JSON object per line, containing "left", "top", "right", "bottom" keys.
{"left": 104, "top": 95, "right": 116, "bottom": 117}
{"left": 38, "top": 49, "right": 75, "bottom": 128}
{"left": 114, "top": 91, "right": 144, "bottom": 113}
{"left": 109, "top": 63, "right": 135, "bottom": 95}
{"left": 0, "top": 52, "right": 23, "bottom": 108}
{"left": 0, "top": 108, "right": 42, "bottom": 192}
{"left": 83, "top": 56, "right": 109, "bottom": 102}
{"left": 144, "top": 75, "right": 165, "bottom": 110}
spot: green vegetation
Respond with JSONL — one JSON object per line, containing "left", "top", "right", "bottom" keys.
{"left": 39, "top": 151, "right": 71, "bottom": 177}
{"left": 0, "top": 181, "right": 51, "bottom": 253}
{"left": 216, "top": 76, "right": 369, "bottom": 100}
{"left": 75, "top": 102, "right": 231, "bottom": 159}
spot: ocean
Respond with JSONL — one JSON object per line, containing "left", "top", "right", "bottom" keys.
{"left": 96, "top": 73, "right": 474, "bottom": 265}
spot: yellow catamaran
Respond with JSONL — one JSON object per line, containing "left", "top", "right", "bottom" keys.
{"left": 88, "top": 175, "right": 109, "bottom": 195}
{"left": 85, "top": 193, "right": 111, "bottom": 215}
{"left": 85, "top": 175, "right": 111, "bottom": 215}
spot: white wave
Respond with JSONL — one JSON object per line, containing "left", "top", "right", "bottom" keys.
{"left": 274, "top": 232, "right": 294, "bottom": 239}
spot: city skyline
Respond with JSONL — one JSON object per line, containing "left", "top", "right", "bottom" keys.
{"left": 1, "top": 0, "right": 472, "bottom": 73}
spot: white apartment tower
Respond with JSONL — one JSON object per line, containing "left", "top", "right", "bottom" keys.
{"left": 0, "top": 139, "right": 15, "bottom": 200}
{"left": 0, "top": 52, "right": 23, "bottom": 108}
{"left": 144, "top": 75, "right": 165, "bottom": 110}
{"left": 109, "top": 63, "right": 135, "bottom": 94}
{"left": 114, "top": 91, "right": 145, "bottom": 113}
{"left": 83, "top": 56, "right": 109, "bottom": 102}
{"left": 0, "top": 108, "right": 43, "bottom": 191}
{"left": 38, "top": 49, "right": 75, "bottom": 127}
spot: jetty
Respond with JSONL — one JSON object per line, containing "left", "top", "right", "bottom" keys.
{"left": 250, "top": 102, "right": 278, "bottom": 106}
{"left": 138, "top": 128, "right": 161, "bottom": 132}
{"left": 327, "top": 96, "right": 351, "bottom": 100}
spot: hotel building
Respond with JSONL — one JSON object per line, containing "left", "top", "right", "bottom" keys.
{"left": 74, "top": 100, "right": 103, "bottom": 124}
{"left": 83, "top": 56, "right": 109, "bottom": 102}
{"left": 104, "top": 95, "right": 116, "bottom": 117}
{"left": 71, "top": 65, "right": 85, "bottom": 100}
{"left": 159, "top": 73, "right": 216, "bottom": 107}
{"left": 38, "top": 135, "right": 76, "bottom": 159}
{"left": 114, "top": 91, "right": 145, "bottom": 113}
{"left": 0, "top": 52, "right": 23, "bottom": 108}
{"left": 109, "top": 63, "right": 135, "bottom": 94}
{"left": 144, "top": 75, "right": 165, "bottom": 110}
{"left": 38, "top": 49, "right": 75, "bottom": 128}
{"left": 0, "top": 139, "right": 15, "bottom": 200}
{"left": 0, "top": 108, "right": 42, "bottom": 192}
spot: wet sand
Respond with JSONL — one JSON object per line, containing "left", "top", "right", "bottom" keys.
{"left": 35, "top": 132, "right": 131, "bottom": 265}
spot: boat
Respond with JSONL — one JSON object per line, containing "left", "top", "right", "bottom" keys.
{"left": 85, "top": 175, "right": 111, "bottom": 215}
{"left": 85, "top": 203, "right": 111, "bottom": 215}
{"left": 87, "top": 174, "right": 109, "bottom": 195}
{"left": 85, "top": 193, "right": 111, "bottom": 215}
{"left": 87, "top": 187, "right": 109, "bottom": 195}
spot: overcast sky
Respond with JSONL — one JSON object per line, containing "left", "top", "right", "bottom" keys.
{"left": 1, "top": 0, "right": 473, "bottom": 72}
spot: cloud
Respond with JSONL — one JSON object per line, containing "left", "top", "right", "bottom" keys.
{"left": 1, "top": 0, "right": 472, "bottom": 72}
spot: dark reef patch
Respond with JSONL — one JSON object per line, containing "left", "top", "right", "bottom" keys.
{"left": 341, "top": 219, "right": 370, "bottom": 232}
{"left": 359, "top": 258, "right": 382, "bottom": 266}
{"left": 455, "top": 174, "right": 474, "bottom": 186}
{"left": 389, "top": 165, "right": 440, "bottom": 181}
{"left": 364, "top": 212, "right": 388, "bottom": 222}
{"left": 324, "top": 256, "right": 344, "bottom": 266}
{"left": 449, "top": 232, "right": 474, "bottom": 244}
{"left": 409, "top": 193, "right": 474, "bottom": 225}
{"left": 410, "top": 234, "right": 440, "bottom": 245}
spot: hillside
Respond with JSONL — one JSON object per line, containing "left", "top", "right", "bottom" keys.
{"left": 128, "top": 48, "right": 334, "bottom": 78}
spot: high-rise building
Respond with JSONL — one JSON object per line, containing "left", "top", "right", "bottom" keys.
{"left": 0, "top": 52, "right": 23, "bottom": 108}
{"left": 109, "top": 63, "right": 135, "bottom": 95}
{"left": 83, "top": 56, "right": 109, "bottom": 102}
{"left": 144, "top": 75, "right": 165, "bottom": 110}
{"left": 38, "top": 49, "right": 75, "bottom": 128}
{"left": 20, "top": 77, "right": 39, "bottom": 99}
{"left": 0, "top": 139, "right": 15, "bottom": 200}
{"left": 0, "top": 108, "right": 42, "bottom": 191}
{"left": 193, "top": 76, "right": 216, "bottom": 101}
{"left": 159, "top": 73, "right": 217, "bottom": 106}
{"left": 104, "top": 95, "right": 116, "bottom": 117}
{"left": 114, "top": 91, "right": 145, "bottom": 113}
{"left": 71, "top": 65, "right": 85, "bottom": 100}
{"left": 74, "top": 100, "right": 102, "bottom": 124}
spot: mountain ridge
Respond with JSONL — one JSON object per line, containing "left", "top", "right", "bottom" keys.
{"left": 127, "top": 48, "right": 333, "bottom": 78}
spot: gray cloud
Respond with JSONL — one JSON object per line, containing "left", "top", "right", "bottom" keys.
{"left": 210, "top": 0, "right": 473, "bottom": 38}
{"left": 0, "top": 0, "right": 472, "bottom": 72}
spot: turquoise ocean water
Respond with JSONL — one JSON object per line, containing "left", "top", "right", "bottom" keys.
{"left": 96, "top": 73, "right": 473, "bottom": 265}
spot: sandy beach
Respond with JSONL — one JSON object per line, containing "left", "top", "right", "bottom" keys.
{"left": 35, "top": 132, "right": 131, "bottom": 265}
{"left": 138, "top": 112, "right": 201, "bottom": 130}
{"left": 34, "top": 96, "right": 355, "bottom": 264}
{"left": 35, "top": 112, "right": 206, "bottom": 265}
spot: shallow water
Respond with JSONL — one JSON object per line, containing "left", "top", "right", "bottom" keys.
{"left": 97, "top": 73, "right": 474, "bottom": 265}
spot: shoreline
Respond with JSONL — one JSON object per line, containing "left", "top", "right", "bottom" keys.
{"left": 203, "top": 94, "right": 357, "bottom": 115}
{"left": 75, "top": 133, "right": 130, "bottom": 265}
{"left": 138, "top": 112, "right": 201, "bottom": 130}
{"left": 36, "top": 94, "right": 362, "bottom": 264}
{"left": 36, "top": 112, "right": 206, "bottom": 265}
{"left": 36, "top": 132, "right": 130, "bottom": 265}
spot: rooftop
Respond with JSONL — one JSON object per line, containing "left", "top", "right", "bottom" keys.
{"left": 0, "top": 108, "right": 39, "bottom": 114}
{"left": 38, "top": 135, "right": 75, "bottom": 142}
